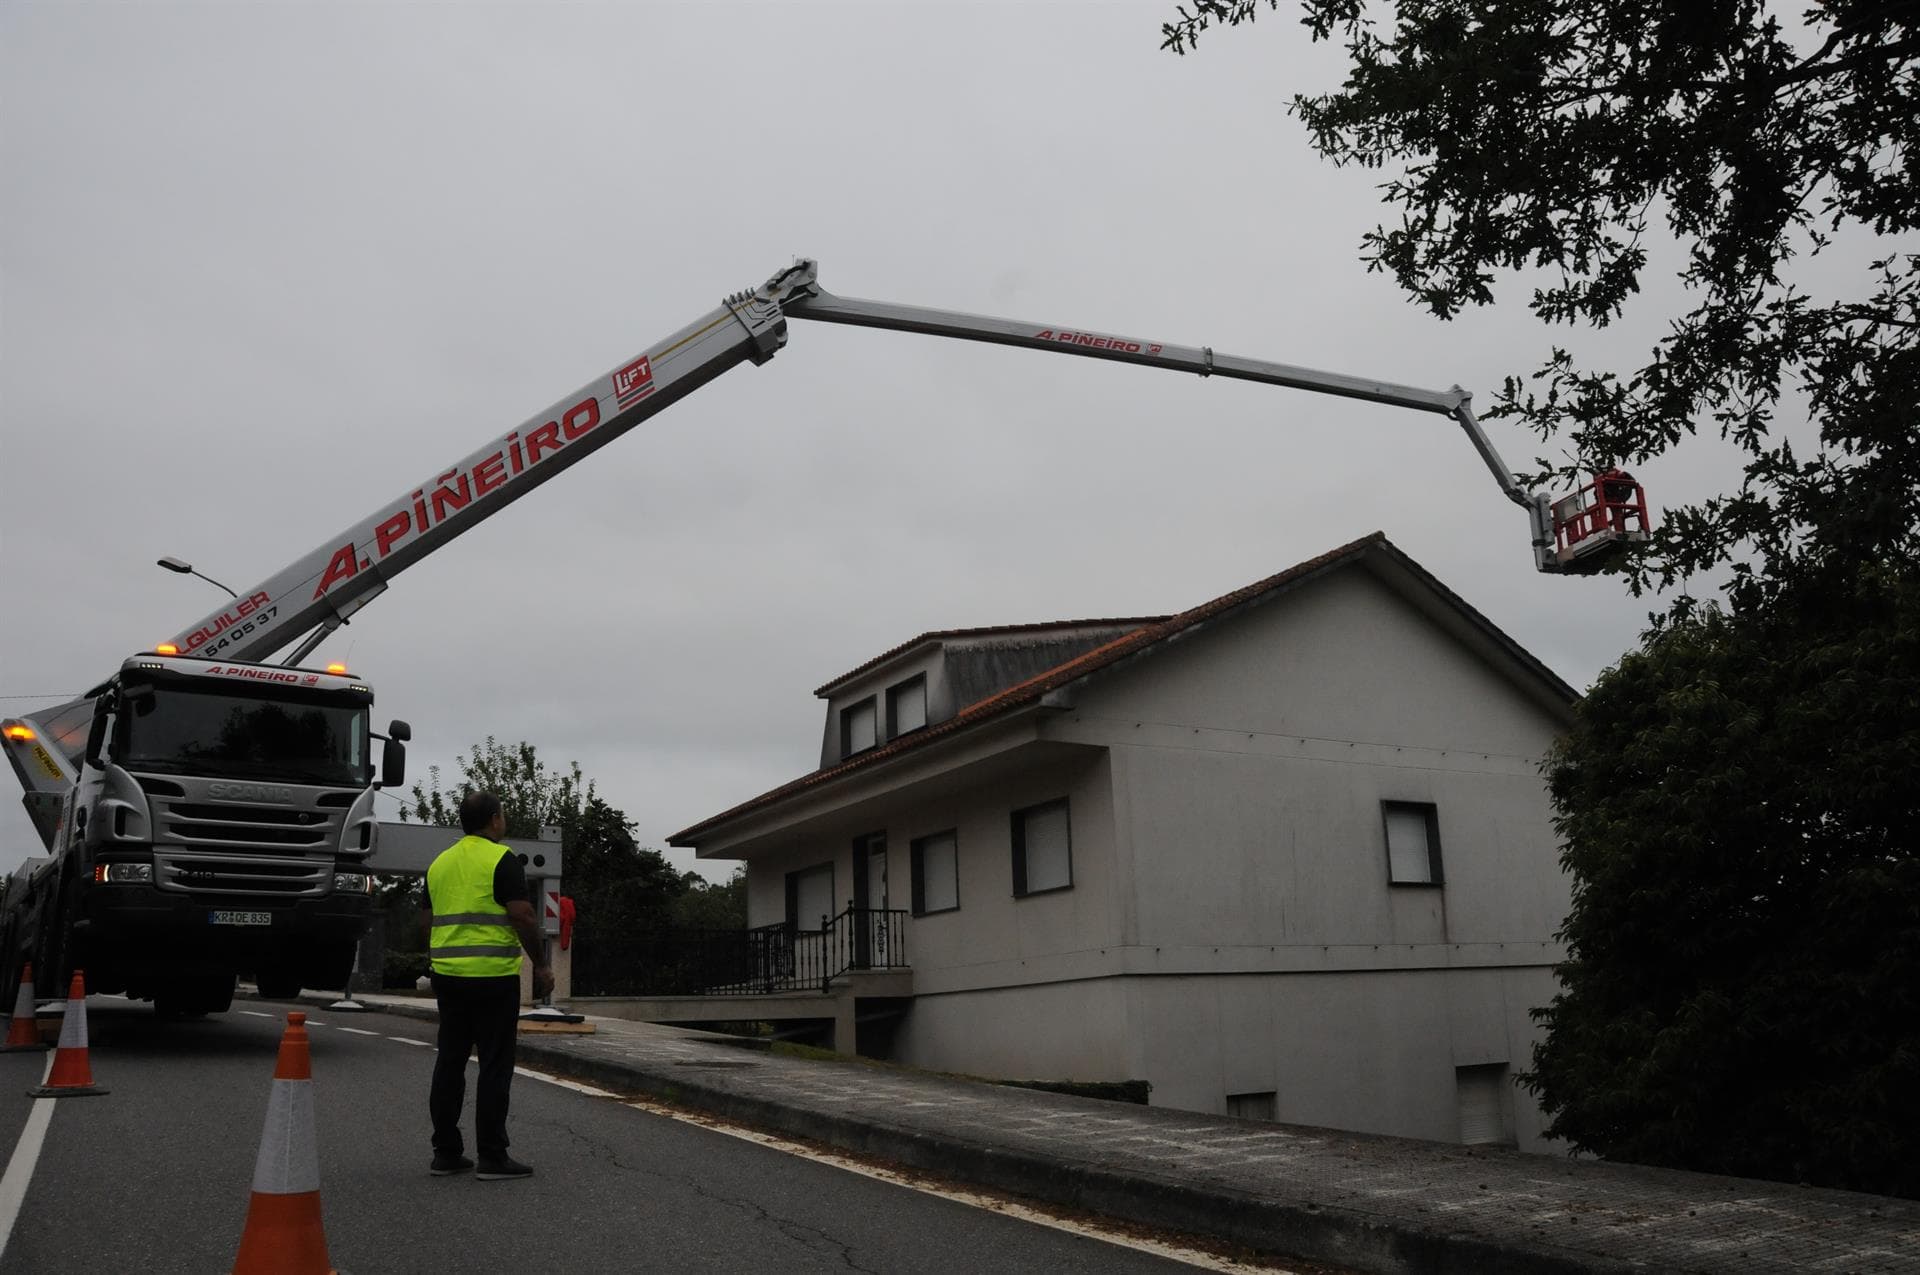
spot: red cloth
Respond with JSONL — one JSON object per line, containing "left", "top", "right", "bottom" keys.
{"left": 558, "top": 895, "right": 576, "bottom": 951}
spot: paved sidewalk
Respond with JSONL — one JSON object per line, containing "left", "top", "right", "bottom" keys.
{"left": 307, "top": 993, "right": 1918, "bottom": 1275}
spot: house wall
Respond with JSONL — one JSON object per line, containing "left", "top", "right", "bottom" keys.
{"left": 1051, "top": 567, "right": 1566, "bottom": 1149}
{"left": 746, "top": 748, "right": 1123, "bottom": 970}
{"left": 1123, "top": 966, "right": 1557, "bottom": 1149}
{"left": 1082, "top": 568, "right": 1570, "bottom": 951}
{"left": 890, "top": 979, "right": 1136, "bottom": 1084}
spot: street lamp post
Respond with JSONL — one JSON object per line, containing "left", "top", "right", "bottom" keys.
{"left": 156, "top": 556, "right": 238, "bottom": 600}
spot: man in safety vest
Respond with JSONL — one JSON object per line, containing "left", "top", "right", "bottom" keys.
{"left": 423, "top": 790, "right": 554, "bottom": 1179}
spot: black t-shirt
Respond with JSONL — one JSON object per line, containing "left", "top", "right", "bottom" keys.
{"left": 492, "top": 851, "right": 530, "bottom": 907}
{"left": 422, "top": 845, "right": 530, "bottom": 912}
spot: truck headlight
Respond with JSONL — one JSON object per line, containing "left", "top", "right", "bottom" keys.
{"left": 333, "top": 872, "right": 372, "bottom": 894}
{"left": 98, "top": 862, "right": 153, "bottom": 884}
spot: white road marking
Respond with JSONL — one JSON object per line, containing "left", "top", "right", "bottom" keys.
{"left": 337, "top": 1027, "right": 381, "bottom": 1037}
{"left": 515, "top": 1068, "right": 617, "bottom": 1095}
{"left": 304, "top": 1020, "right": 326, "bottom": 1027}
{"left": 389, "top": 1036, "right": 431, "bottom": 1047}
{"left": 239, "top": 1010, "right": 272, "bottom": 1018}
{"left": 514, "top": 1066, "right": 1292, "bottom": 1273}
{"left": 0, "top": 1055, "right": 58, "bottom": 1264}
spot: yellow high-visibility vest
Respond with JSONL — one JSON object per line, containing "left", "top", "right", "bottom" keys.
{"left": 426, "top": 835, "right": 522, "bottom": 978}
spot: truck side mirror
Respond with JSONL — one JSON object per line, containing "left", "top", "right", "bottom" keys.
{"left": 381, "top": 737, "right": 407, "bottom": 788}
{"left": 388, "top": 719, "right": 412, "bottom": 742}
{"left": 84, "top": 711, "right": 109, "bottom": 769}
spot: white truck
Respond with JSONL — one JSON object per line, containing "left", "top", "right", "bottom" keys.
{"left": 2, "top": 259, "right": 1649, "bottom": 1014}
{"left": 0, "top": 657, "right": 402, "bottom": 1013}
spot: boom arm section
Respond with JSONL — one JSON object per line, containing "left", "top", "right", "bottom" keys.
{"left": 779, "top": 278, "right": 1558, "bottom": 571}
{"left": 165, "top": 257, "right": 1591, "bottom": 666}
{"left": 3, "top": 703, "right": 88, "bottom": 850}
{"left": 163, "top": 264, "right": 816, "bottom": 664}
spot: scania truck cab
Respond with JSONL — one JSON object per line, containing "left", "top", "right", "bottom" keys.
{"left": 1, "top": 653, "right": 406, "bottom": 1014}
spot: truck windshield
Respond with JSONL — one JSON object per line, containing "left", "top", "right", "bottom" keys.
{"left": 117, "top": 687, "right": 370, "bottom": 786}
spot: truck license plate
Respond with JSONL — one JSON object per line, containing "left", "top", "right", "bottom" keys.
{"left": 209, "top": 910, "right": 272, "bottom": 927}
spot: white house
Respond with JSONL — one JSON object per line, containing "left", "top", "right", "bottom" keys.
{"left": 668, "top": 533, "right": 1576, "bottom": 1150}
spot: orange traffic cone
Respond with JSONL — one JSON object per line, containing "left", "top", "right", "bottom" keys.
{"left": 0, "top": 963, "right": 46, "bottom": 1052}
{"left": 232, "top": 1012, "right": 336, "bottom": 1275}
{"left": 27, "top": 970, "right": 106, "bottom": 1096}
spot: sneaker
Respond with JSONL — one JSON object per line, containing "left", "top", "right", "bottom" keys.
{"left": 430, "top": 1152, "right": 474, "bottom": 1176}
{"left": 475, "top": 1155, "right": 533, "bottom": 1181}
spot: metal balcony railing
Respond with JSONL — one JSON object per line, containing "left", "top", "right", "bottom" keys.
{"left": 582, "top": 906, "right": 910, "bottom": 997}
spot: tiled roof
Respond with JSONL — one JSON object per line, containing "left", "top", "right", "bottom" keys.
{"left": 669, "top": 533, "right": 1573, "bottom": 846}
{"left": 814, "top": 617, "right": 1170, "bottom": 697}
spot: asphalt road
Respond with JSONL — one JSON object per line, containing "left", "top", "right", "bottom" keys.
{"left": 0, "top": 1000, "right": 1220, "bottom": 1274}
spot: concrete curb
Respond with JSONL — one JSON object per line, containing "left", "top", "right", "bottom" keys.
{"left": 510, "top": 1036, "right": 1635, "bottom": 1275}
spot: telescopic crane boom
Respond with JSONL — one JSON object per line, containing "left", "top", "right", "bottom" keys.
{"left": 158, "top": 259, "right": 1649, "bottom": 669}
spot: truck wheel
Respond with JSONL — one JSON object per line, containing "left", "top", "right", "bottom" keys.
{"left": 196, "top": 975, "right": 236, "bottom": 1015}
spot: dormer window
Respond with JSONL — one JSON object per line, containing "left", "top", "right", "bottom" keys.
{"left": 841, "top": 698, "right": 877, "bottom": 756}
{"left": 886, "top": 675, "right": 928, "bottom": 738}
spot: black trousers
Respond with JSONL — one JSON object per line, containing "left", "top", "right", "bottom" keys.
{"left": 429, "top": 973, "right": 521, "bottom": 1158}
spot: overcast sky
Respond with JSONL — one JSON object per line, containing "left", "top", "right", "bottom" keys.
{"left": 0, "top": 1, "right": 1835, "bottom": 880}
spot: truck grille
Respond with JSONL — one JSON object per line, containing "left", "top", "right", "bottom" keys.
{"left": 167, "top": 802, "right": 331, "bottom": 847}
{"left": 155, "top": 851, "right": 330, "bottom": 898}
{"left": 144, "top": 792, "right": 347, "bottom": 898}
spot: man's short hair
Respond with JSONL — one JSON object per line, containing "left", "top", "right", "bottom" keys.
{"left": 459, "top": 791, "right": 503, "bottom": 835}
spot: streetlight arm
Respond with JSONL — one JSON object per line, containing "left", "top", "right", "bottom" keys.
{"left": 157, "top": 557, "right": 238, "bottom": 600}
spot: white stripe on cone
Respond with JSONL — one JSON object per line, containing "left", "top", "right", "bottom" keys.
{"left": 251, "top": 1079, "right": 321, "bottom": 1196}
{"left": 54, "top": 1003, "right": 86, "bottom": 1052}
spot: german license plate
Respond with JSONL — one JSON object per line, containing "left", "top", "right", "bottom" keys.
{"left": 209, "top": 910, "right": 271, "bottom": 927}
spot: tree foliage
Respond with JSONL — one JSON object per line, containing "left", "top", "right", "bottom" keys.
{"left": 401, "top": 737, "right": 696, "bottom": 994}
{"left": 403, "top": 736, "right": 591, "bottom": 839}
{"left": 671, "top": 865, "right": 748, "bottom": 931}
{"left": 1164, "top": 0, "right": 1919, "bottom": 602}
{"left": 1524, "top": 564, "right": 1920, "bottom": 1195}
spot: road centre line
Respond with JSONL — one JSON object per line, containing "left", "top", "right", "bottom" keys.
{"left": 515, "top": 1067, "right": 1294, "bottom": 1273}
{"left": 389, "top": 1036, "right": 431, "bottom": 1047}
{"left": 337, "top": 1027, "right": 380, "bottom": 1036}
{"left": 0, "top": 1055, "right": 57, "bottom": 1265}
{"left": 238, "top": 1010, "right": 272, "bottom": 1017}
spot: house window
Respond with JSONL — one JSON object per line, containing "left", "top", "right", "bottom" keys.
{"left": 1456, "top": 1064, "right": 1512, "bottom": 1145}
{"left": 1226, "top": 1091, "right": 1276, "bottom": 1122}
{"left": 840, "top": 698, "right": 877, "bottom": 756}
{"left": 1382, "top": 801, "right": 1443, "bottom": 886}
{"left": 785, "top": 863, "right": 835, "bottom": 932}
{"left": 886, "top": 675, "right": 928, "bottom": 738}
{"left": 1012, "top": 798, "right": 1072, "bottom": 896}
{"left": 911, "top": 830, "right": 959, "bottom": 915}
